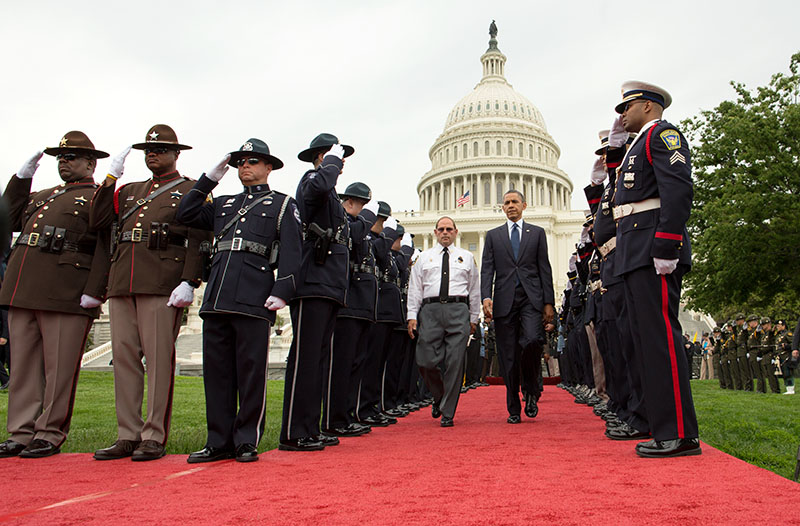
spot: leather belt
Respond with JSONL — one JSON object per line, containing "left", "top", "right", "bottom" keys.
{"left": 597, "top": 237, "right": 616, "bottom": 257}
{"left": 119, "top": 229, "right": 188, "bottom": 248}
{"left": 16, "top": 232, "right": 94, "bottom": 254}
{"left": 350, "top": 262, "right": 378, "bottom": 276}
{"left": 422, "top": 296, "right": 468, "bottom": 305}
{"left": 213, "top": 237, "right": 271, "bottom": 258}
{"left": 612, "top": 197, "right": 661, "bottom": 220}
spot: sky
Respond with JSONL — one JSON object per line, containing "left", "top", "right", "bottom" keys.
{"left": 1, "top": 0, "right": 798, "bottom": 214}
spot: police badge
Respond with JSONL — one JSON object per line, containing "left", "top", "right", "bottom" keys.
{"left": 623, "top": 172, "right": 635, "bottom": 189}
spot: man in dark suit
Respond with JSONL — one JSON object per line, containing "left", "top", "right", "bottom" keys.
{"left": 481, "top": 190, "right": 555, "bottom": 423}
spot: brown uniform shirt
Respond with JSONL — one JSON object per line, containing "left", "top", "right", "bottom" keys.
{"left": 89, "top": 171, "right": 211, "bottom": 297}
{"left": 0, "top": 175, "right": 110, "bottom": 317}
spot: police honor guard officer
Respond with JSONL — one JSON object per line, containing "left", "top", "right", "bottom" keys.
{"left": 612, "top": 82, "right": 700, "bottom": 457}
{"left": 320, "top": 182, "right": 379, "bottom": 437}
{"left": 0, "top": 132, "right": 111, "bottom": 458}
{"left": 280, "top": 133, "right": 354, "bottom": 451}
{"left": 90, "top": 125, "right": 212, "bottom": 461}
{"left": 176, "top": 139, "right": 302, "bottom": 462}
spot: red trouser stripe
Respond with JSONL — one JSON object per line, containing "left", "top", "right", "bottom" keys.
{"left": 660, "top": 275, "right": 684, "bottom": 438}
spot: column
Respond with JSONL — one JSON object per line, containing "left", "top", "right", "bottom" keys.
{"left": 478, "top": 232, "right": 485, "bottom": 259}
{"left": 490, "top": 173, "right": 496, "bottom": 206}
{"left": 474, "top": 174, "right": 480, "bottom": 208}
{"left": 504, "top": 173, "right": 510, "bottom": 195}
{"left": 450, "top": 178, "right": 455, "bottom": 211}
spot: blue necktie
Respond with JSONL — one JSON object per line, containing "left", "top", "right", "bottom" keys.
{"left": 511, "top": 223, "right": 520, "bottom": 260}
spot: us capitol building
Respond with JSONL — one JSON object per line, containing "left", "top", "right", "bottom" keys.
{"left": 400, "top": 26, "right": 585, "bottom": 294}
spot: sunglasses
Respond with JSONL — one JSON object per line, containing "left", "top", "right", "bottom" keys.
{"left": 436, "top": 227, "right": 455, "bottom": 233}
{"left": 622, "top": 99, "right": 648, "bottom": 113}
{"left": 144, "top": 147, "right": 171, "bottom": 155}
{"left": 56, "top": 153, "right": 85, "bottom": 161}
{"left": 236, "top": 158, "right": 262, "bottom": 167}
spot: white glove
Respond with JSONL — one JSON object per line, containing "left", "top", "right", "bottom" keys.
{"left": 653, "top": 257, "right": 678, "bottom": 275}
{"left": 167, "top": 281, "right": 195, "bottom": 308}
{"left": 756, "top": 356, "right": 762, "bottom": 362}
{"left": 326, "top": 144, "right": 345, "bottom": 160}
{"left": 207, "top": 154, "right": 231, "bottom": 182}
{"left": 16, "top": 151, "right": 43, "bottom": 179}
{"left": 746, "top": 353, "right": 750, "bottom": 359}
{"left": 401, "top": 232, "right": 413, "bottom": 248}
{"left": 568, "top": 254, "right": 577, "bottom": 272}
{"left": 265, "top": 296, "right": 287, "bottom": 311}
{"left": 590, "top": 157, "right": 607, "bottom": 186}
{"left": 80, "top": 294, "right": 103, "bottom": 309}
{"left": 580, "top": 225, "right": 592, "bottom": 244}
{"left": 108, "top": 146, "right": 132, "bottom": 179}
{"left": 608, "top": 115, "right": 628, "bottom": 148}
{"left": 384, "top": 217, "right": 398, "bottom": 230}
{"left": 362, "top": 199, "right": 379, "bottom": 215}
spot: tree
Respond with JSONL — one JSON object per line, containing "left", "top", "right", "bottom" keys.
{"left": 681, "top": 52, "right": 800, "bottom": 323}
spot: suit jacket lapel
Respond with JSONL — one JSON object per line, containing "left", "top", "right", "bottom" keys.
{"left": 499, "top": 225, "right": 515, "bottom": 261}
{"left": 518, "top": 221, "right": 533, "bottom": 260}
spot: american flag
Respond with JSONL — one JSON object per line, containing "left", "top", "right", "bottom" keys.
{"left": 456, "top": 190, "right": 470, "bottom": 207}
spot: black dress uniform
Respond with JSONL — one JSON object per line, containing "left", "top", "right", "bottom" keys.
{"left": 613, "top": 84, "right": 699, "bottom": 451}
{"left": 280, "top": 134, "right": 353, "bottom": 448}
{"left": 383, "top": 238, "right": 414, "bottom": 412}
{"left": 177, "top": 163, "right": 301, "bottom": 458}
{"left": 321, "top": 185, "right": 377, "bottom": 435}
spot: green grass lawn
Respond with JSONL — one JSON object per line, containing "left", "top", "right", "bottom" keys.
{"left": 1, "top": 373, "right": 798, "bottom": 480}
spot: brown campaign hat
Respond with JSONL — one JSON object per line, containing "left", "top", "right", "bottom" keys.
{"left": 132, "top": 124, "right": 192, "bottom": 151}
{"left": 43, "top": 131, "right": 109, "bottom": 159}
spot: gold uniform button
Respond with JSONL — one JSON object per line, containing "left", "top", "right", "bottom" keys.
{"left": 74, "top": 211, "right": 79, "bottom": 215}
{"left": 38, "top": 214, "right": 44, "bottom": 218}
{"left": 143, "top": 206, "right": 149, "bottom": 210}
{"left": 136, "top": 222, "right": 142, "bottom": 227}
{"left": 240, "top": 218, "right": 246, "bottom": 222}
{"left": 633, "top": 223, "right": 637, "bottom": 228}
{"left": 235, "top": 229, "right": 241, "bottom": 234}
{"left": 43, "top": 206, "right": 49, "bottom": 210}
{"left": 139, "top": 213, "right": 145, "bottom": 217}
{"left": 248, "top": 195, "right": 253, "bottom": 200}
{"left": 33, "top": 223, "right": 38, "bottom": 228}
{"left": 154, "top": 184, "right": 160, "bottom": 189}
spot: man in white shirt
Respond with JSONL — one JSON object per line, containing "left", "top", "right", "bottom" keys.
{"left": 407, "top": 217, "right": 481, "bottom": 427}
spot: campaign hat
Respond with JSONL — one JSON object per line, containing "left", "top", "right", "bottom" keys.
{"left": 43, "top": 131, "right": 109, "bottom": 159}
{"left": 132, "top": 124, "right": 192, "bottom": 151}
{"left": 297, "top": 133, "right": 354, "bottom": 162}
{"left": 377, "top": 201, "right": 391, "bottom": 218}
{"left": 339, "top": 182, "right": 372, "bottom": 201}
{"left": 228, "top": 138, "right": 284, "bottom": 170}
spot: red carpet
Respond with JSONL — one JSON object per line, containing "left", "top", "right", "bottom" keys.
{"left": 2, "top": 385, "right": 799, "bottom": 525}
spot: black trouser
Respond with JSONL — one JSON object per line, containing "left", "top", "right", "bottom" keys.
{"left": 623, "top": 266, "right": 698, "bottom": 441}
{"left": 357, "top": 322, "right": 393, "bottom": 419}
{"left": 396, "top": 331, "right": 416, "bottom": 405}
{"left": 0, "top": 342, "right": 9, "bottom": 386}
{"left": 464, "top": 336, "right": 482, "bottom": 386}
{"left": 494, "top": 285, "right": 543, "bottom": 417}
{"left": 280, "top": 298, "right": 338, "bottom": 441}
{"left": 202, "top": 314, "right": 270, "bottom": 449}
{"left": 382, "top": 328, "right": 407, "bottom": 411}
{"left": 322, "top": 317, "right": 371, "bottom": 430}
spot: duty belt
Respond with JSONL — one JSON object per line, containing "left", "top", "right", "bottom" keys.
{"left": 612, "top": 197, "right": 660, "bottom": 220}
{"left": 422, "top": 296, "right": 468, "bottom": 305}
{"left": 119, "top": 229, "right": 188, "bottom": 248}
{"left": 350, "top": 262, "right": 378, "bottom": 276}
{"left": 213, "top": 237, "right": 271, "bottom": 258}
{"left": 597, "top": 237, "right": 616, "bottom": 258}
{"left": 588, "top": 280, "right": 604, "bottom": 293}
{"left": 16, "top": 232, "right": 94, "bottom": 254}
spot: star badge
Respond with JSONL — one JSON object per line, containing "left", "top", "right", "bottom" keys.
{"left": 74, "top": 196, "right": 88, "bottom": 206}
{"left": 149, "top": 131, "right": 159, "bottom": 141}
{"left": 59, "top": 137, "right": 68, "bottom": 147}
{"left": 242, "top": 142, "right": 253, "bottom": 151}
{"left": 170, "top": 190, "right": 183, "bottom": 199}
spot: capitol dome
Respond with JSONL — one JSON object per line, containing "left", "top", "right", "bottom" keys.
{"left": 400, "top": 25, "right": 585, "bottom": 295}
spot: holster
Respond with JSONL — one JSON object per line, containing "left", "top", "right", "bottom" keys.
{"left": 41, "top": 225, "right": 56, "bottom": 252}
{"left": 110, "top": 221, "right": 119, "bottom": 255}
{"left": 308, "top": 222, "right": 333, "bottom": 265}
{"left": 199, "top": 240, "right": 212, "bottom": 282}
{"left": 269, "top": 240, "right": 280, "bottom": 271}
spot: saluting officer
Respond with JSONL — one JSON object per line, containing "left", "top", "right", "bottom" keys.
{"left": 612, "top": 81, "right": 700, "bottom": 458}
{"left": 280, "top": 133, "right": 353, "bottom": 451}
{"left": 321, "top": 182, "right": 379, "bottom": 437}
{"left": 745, "top": 314, "right": 763, "bottom": 392}
{"left": 0, "top": 132, "right": 111, "bottom": 459}
{"left": 733, "top": 313, "right": 751, "bottom": 391}
{"left": 774, "top": 320, "right": 795, "bottom": 395}
{"left": 177, "top": 139, "right": 302, "bottom": 463}
{"left": 758, "top": 317, "right": 780, "bottom": 394}
{"left": 90, "top": 124, "right": 212, "bottom": 461}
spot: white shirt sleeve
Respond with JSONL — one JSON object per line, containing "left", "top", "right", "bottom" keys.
{"left": 407, "top": 254, "right": 424, "bottom": 321}
{"left": 467, "top": 254, "right": 481, "bottom": 324}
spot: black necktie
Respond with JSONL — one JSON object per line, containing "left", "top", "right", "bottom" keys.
{"left": 511, "top": 223, "right": 520, "bottom": 260}
{"left": 439, "top": 247, "right": 449, "bottom": 300}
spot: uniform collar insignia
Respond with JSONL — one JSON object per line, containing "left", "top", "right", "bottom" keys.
{"left": 170, "top": 190, "right": 183, "bottom": 199}
{"left": 74, "top": 196, "right": 88, "bottom": 206}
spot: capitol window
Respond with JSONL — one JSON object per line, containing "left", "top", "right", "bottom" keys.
{"left": 496, "top": 182, "right": 503, "bottom": 204}
{"left": 484, "top": 182, "right": 490, "bottom": 204}
{"left": 513, "top": 103, "right": 517, "bottom": 112}
{"left": 473, "top": 142, "right": 479, "bottom": 156}
{"left": 484, "top": 141, "right": 490, "bottom": 155}
{"left": 469, "top": 105, "right": 473, "bottom": 113}
{"left": 463, "top": 143, "right": 468, "bottom": 158}
{"left": 529, "top": 144, "right": 533, "bottom": 159}
{"left": 507, "top": 141, "right": 512, "bottom": 155}
{"left": 454, "top": 145, "right": 458, "bottom": 161}
{"left": 477, "top": 103, "right": 481, "bottom": 111}
{"left": 537, "top": 146, "right": 542, "bottom": 160}
{"left": 518, "top": 142, "right": 523, "bottom": 157}
{"left": 495, "top": 102, "right": 499, "bottom": 110}
{"left": 496, "top": 140, "right": 501, "bottom": 154}
{"left": 504, "top": 102, "right": 508, "bottom": 111}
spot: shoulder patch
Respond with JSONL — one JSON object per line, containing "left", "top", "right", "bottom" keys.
{"left": 660, "top": 129, "right": 681, "bottom": 151}
{"left": 292, "top": 203, "right": 301, "bottom": 224}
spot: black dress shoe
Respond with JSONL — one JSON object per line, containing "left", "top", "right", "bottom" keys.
{"left": 132, "top": 440, "right": 166, "bottom": 461}
{"left": 524, "top": 393, "right": 539, "bottom": 418}
{"left": 235, "top": 443, "right": 259, "bottom": 462}
{"left": 278, "top": 437, "right": 325, "bottom": 451}
{"left": 316, "top": 434, "right": 340, "bottom": 447}
{"left": 384, "top": 408, "right": 408, "bottom": 418}
{"left": 362, "top": 416, "right": 390, "bottom": 427}
{"left": 187, "top": 446, "right": 235, "bottom": 464}
{"left": 460, "top": 386, "right": 468, "bottom": 393}
{"left": 605, "top": 424, "right": 650, "bottom": 441}
{"left": 350, "top": 423, "right": 371, "bottom": 434}
{"left": 431, "top": 404, "right": 442, "bottom": 419}
{"left": 0, "top": 439, "right": 27, "bottom": 458}
{"left": 635, "top": 438, "right": 702, "bottom": 458}
{"left": 94, "top": 439, "right": 141, "bottom": 460}
{"left": 378, "top": 413, "right": 398, "bottom": 424}
{"left": 19, "top": 439, "right": 60, "bottom": 458}
{"left": 440, "top": 416, "right": 454, "bottom": 427}
{"left": 507, "top": 415, "right": 521, "bottom": 424}
{"left": 321, "top": 425, "right": 365, "bottom": 437}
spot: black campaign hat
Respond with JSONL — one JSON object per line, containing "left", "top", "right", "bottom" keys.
{"left": 44, "top": 130, "right": 109, "bottom": 159}
{"left": 132, "top": 124, "right": 192, "bottom": 151}
{"left": 339, "top": 182, "right": 372, "bottom": 200}
{"left": 228, "top": 138, "right": 284, "bottom": 170}
{"left": 297, "top": 133, "right": 354, "bottom": 162}
{"left": 377, "top": 201, "right": 391, "bottom": 218}
{"left": 396, "top": 224, "right": 405, "bottom": 236}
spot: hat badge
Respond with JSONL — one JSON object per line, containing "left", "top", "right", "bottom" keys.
{"left": 59, "top": 137, "right": 68, "bottom": 147}
{"left": 241, "top": 142, "right": 253, "bottom": 151}
{"left": 148, "top": 131, "right": 159, "bottom": 141}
